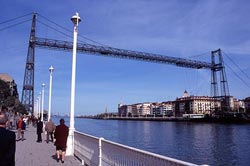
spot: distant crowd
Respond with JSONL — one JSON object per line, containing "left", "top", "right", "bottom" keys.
{"left": 0, "top": 106, "right": 69, "bottom": 165}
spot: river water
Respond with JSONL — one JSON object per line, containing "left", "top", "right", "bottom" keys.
{"left": 52, "top": 117, "right": 250, "bottom": 166}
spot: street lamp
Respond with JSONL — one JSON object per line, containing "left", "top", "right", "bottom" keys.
{"left": 48, "top": 65, "right": 54, "bottom": 122}
{"left": 67, "top": 12, "right": 81, "bottom": 156}
{"left": 41, "top": 83, "right": 45, "bottom": 121}
{"left": 36, "top": 98, "right": 39, "bottom": 118}
{"left": 38, "top": 92, "right": 41, "bottom": 118}
{"left": 34, "top": 99, "right": 37, "bottom": 118}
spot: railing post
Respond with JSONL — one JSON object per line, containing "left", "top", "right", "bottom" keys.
{"left": 99, "top": 137, "right": 104, "bottom": 166}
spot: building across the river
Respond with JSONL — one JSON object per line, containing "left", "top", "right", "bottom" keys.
{"left": 118, "top": 90, "right": 250, "bottom": 117}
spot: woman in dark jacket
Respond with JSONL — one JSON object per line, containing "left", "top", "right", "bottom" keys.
{"left": 36, "top": 118, "right": 43, "bottom": 142}
{"left": 54, "top": 118, "right": 69, "bottom": 163}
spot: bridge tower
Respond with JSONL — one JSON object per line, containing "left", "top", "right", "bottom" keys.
{"left": 211, "top": 49, "right": 231, "bottom": 111}
{"left": 21, "top": 13, "right": 36, "bottom": 114}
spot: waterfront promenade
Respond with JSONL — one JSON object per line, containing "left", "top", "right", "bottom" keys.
{"left": 15, "top": 124, "right": 81, "bottom": 166}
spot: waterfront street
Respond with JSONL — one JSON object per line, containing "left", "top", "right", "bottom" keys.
{"left": 15, "top": 124, "right": 81, "bottom": 166}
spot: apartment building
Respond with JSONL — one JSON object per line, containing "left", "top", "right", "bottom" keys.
{"left": 118, "top": 104, "right": 132, "bottom": 116}
{"left": 0, "top": 73, "right": 19, "bottom": 98}
{"left": 173, "top": 95, "right": 221, "bottom": 117}
{"left": 138, "top": 102, "right": 151, "bottom": 116}
{"left": 245, "top": 97, "right": 250, "bottom": 114}
{"left": 117, "top": 90, "right": 250, "bottom": 117}
{"left": 233, "top": 99, "right": 245, "bottom": 112}
{"left": 150, "top": 101, "right": 173, "bottom": 116}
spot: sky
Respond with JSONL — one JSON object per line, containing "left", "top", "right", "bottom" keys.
{"left": 0, "top": 0, "right": 250, "bottom": 116}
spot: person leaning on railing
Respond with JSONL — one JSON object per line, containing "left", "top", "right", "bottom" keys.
{"left": 0, "top": 111, "right": 16, "bottom": 166}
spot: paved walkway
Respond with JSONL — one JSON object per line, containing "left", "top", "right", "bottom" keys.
{"left": 14, "top": 124, "right": 82, "bottom": 166}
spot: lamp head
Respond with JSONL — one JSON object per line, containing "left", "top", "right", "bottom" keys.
{"left": 71, "top": 12, "right": 81, "bottom": 25}
{"left": 49, "top": 65, "right": 54, "bottom": 72}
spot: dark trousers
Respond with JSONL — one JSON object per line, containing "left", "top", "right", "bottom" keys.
{"left": 47, "top": 132, "right": 54, "bottom": 142}
{"left": 37, "top": 133, "right": 42, "bottom": 142}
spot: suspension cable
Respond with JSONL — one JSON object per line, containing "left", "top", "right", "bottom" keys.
{"left": 37, "top": 20, "right": 94, "bottom": 44}
{"left": 37, "top": 20, "right": 74, "bottom": 40}
{"left": 222, "top": 50, "right": 250, "bottom": 82}
{"left": 37, "top": 14, "right": 72, "bottom": 33}
{"left": 224, "top": 63, "right": 250, "bottom": 89}
{"left": 0, "top": 12, "right": 32, "bottom": 25}
{"left": 37, "top": 13, "right": 109, "bottom": 46}
{"left": 0, "top": 19, "right": 32, "bottom": 31}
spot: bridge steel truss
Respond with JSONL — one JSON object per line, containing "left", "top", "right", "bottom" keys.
{"left": 21, "top": 13, "right": 230, "bottom": 114}
{"left": 34, "top": 37, "right": 212, "bottom": 69}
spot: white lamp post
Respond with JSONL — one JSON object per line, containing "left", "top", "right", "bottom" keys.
{"left": 35, "top": 99, "right": 38, "bottom": 118}
{"left": 37, "top": 98, "right": 39, "bottom": 118}
{"left": 48, "top": 65, "right": 54, "bottom": 122}
{"left": 41, "top": 83, "right": 46, "bottom": 121}
{"left": 38, "top": 92, "right": 41, "bottom": 118}
{"left": 67, "top": 12, "right": 81, "bottom": 156}
{"left": 34, "top": 100, "right": 36, "bottom": 117}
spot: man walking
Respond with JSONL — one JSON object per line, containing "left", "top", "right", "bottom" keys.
{"left": 0, "top": 112, "right": 16, "bottom": 166}
{"left": 45, "top": 119, "right": 56, "bottom": 143}
{"left": 54, "top": 118, "right": 69, "bottom": 163}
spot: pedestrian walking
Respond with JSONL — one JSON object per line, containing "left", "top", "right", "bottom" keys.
{"left": 17, "top": 116, "right": 25, "bottom": 141}
{"left": 45, "top": 119, "right": 56, "bottom": 143}
{"left": 23, "top": 114, "right": 28, "bottom": 127}
{"left": 14, "top": 112, "right": 19, "bottom": 130}
{"left": 21, "top": 117, "right": 26, "bottom": 141}
{"left": 54, "top": 118, "right": 69, "bottom": 163}
{"left": 0, "top": 112, "right": 16, "bottom": 166}
{"left": 9, "top": 112, "right": 14, "bottom": 129}
{"left": 36, "top": 118, "right": 43, "bottom": 142}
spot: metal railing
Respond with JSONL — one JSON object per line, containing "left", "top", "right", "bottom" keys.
{"left": 74, "top": 131, "right": 207, "bottom": 166}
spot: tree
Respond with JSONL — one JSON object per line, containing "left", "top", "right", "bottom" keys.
{"left": 0, "top": 79, "right": 19, "bottom": 109}
{"left": 0, "top": 79, "right": 10, "bottom": 107}
{"left": 15, "top": 103, "right": 27, "bottom": 115}
{"left": 5, "top": 96, "right": 17, "bottom": 107}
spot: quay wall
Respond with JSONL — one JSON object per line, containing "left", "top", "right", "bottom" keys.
{"left": 101, "top": 116, "right": 185, "bottom": 121}
{"left": 80, "top": 115, "right": 250, "bottom": 123}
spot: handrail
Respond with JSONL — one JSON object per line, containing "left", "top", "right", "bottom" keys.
{"left": 74, "top": 130, "right": 208, "bottom": 166}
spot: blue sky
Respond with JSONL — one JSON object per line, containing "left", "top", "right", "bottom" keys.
{"left": 0, "top": 0, "right": 250, "bottom": 115}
